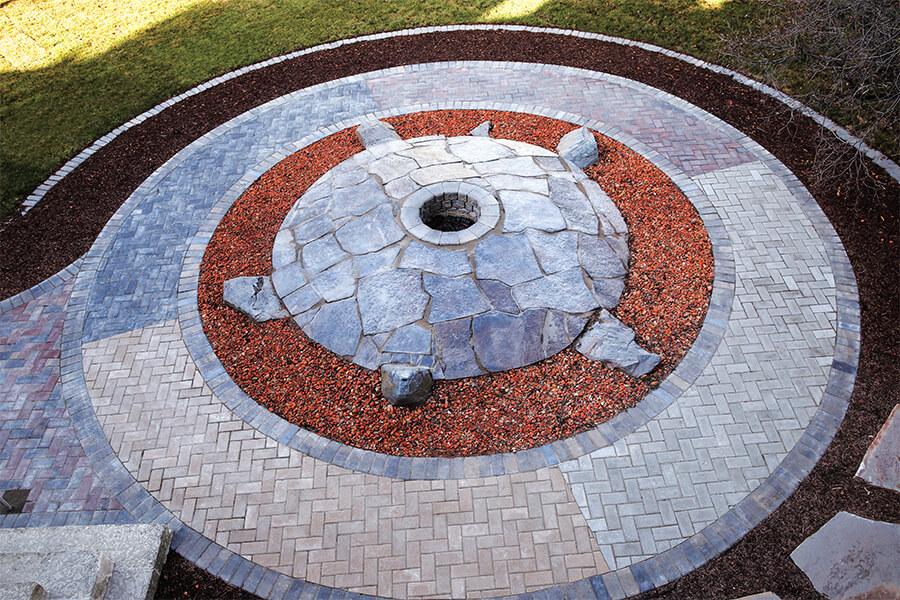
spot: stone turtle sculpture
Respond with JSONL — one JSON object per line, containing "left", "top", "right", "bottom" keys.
{"left": 225, "top": 120, "right": 659, "bottom": 404}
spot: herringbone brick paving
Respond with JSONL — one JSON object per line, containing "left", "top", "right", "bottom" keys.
{"left": 83, "top": 320, "right": 608, "bottom": 598}
{"left": 0, "top": 282, "right": 120, "bottom": 517}
{"left": 560, "top": 162, "right": 835, "bottom": 568}
{"left": 1, "top": 59, "right": 855, "bottom": 598}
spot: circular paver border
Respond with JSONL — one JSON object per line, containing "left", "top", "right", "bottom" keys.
{"left": 50, "top": 40, "right": 864, "bottom": 600}
{"left": 177, "top": 101, "right": 734, "bottom": 479}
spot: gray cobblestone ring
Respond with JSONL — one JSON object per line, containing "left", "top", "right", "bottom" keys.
{"left": 269, "top": 133, "right": 629, "bottom": 378}
{"left": 2, "top": 25, "right": 870, "bottom": 600}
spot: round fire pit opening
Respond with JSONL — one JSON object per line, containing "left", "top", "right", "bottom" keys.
{"left": 399, "top": 181, "right": 500, "bottom": 246}
{"left": 420, "top": 192, "right": 482, "bottom": 232}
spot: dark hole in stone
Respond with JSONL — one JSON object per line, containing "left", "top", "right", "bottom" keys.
{"left": 0, "top": 489, "right": 29, "bottom": 514}
{"left": 421, "top": 193, "right": 480, "bottom": 232}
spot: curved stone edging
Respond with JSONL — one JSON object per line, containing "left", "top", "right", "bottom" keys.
{"left": 19, "top": 24, "right": 899, "bottom": 217}
{"left": 177, "top": 101, "right": 734, "bottom": 479}
{"left": 0, "top": 257, "right": 83, "bottom": 315}
{"left": 55, "top": 53, "right": 860, "bottom": 600}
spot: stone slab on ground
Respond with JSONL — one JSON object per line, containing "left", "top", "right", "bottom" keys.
{"left": 0, "top": 525, "right": 171, "bottom": 600}
{"left": 790, "top": 512, "right": 899, "bottom": 600}
{"left": 732, "top": 594, "right": 781, "bottom": 600}
{"left": 556, "top": 126, "right": 599, "bottom": 168}
{"left": 223, "top": 276, "right": 289, "bottom": 322}
{"left": 855, "top": 403, "right": 899, "bottom": 491}
{"left": 576, "top": 309, "right": 660, "bottom": 376}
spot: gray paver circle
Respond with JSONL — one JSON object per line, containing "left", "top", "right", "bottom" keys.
{"left": 50, "top": 41, "right": 862, "bottom": 600}
{"left": 270, "top": 134, "right": 631, "bottom": 378}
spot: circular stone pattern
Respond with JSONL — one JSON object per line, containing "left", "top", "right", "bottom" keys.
{"left": 270, "top": 134, "right": 630, "bottom": 378}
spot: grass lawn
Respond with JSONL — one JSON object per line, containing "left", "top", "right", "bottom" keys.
{"left": 0, "top": 0, "right": 885, "bottom": 220}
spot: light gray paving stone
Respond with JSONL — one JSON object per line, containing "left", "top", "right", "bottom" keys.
{"left": 557, "top": 126, "right": 599, "bottom": 168}
{"left": 732, "top": 594, "right": 781, "bottom": 600}
{"left": 467, "top": 121, "right": 492, "bottom": 137}
{"left": 270, "top": 262, "right": 307, "bottom": 297}
{"left": 474, "top": 234, "right": 543, "bottom": 285}
{"left": 223, "top": 276, "right": 289, "bottom": 322}
{"left": 301, "top": 233, "right": 347, "bottom": 273}
{"left": 272, "top": 230, "right": 296, "bottom": 269}
{"left": 305, "top": 298, "right": 361, "bottom": 357}
{"left": 500, "top": 190, "right": 567, "bottom": 232}
{"left": 289, "top": 214, "right": 334, "bottom": 244}
{"left": 353, "top": 335, "right": 380, "bottom": 369}
{"left": 474, "top": 156, "right": 546, "bottom": 177}
{"left": 329, "top": 178, "right": 389, "bottom": 219}
{"left": 790, "top": 512, "right": 899, "bottom": 600}
{"left": 0, "top": 552, "right": 101, "bottom": 600}
{"left": 399, "top": 142, "right": 460, "bottom": 167}
{"left": 310, "top": 260, "right": 356, "bottom": 302}
{"left": 512, "top": 267, "right": 598, "bottom": 313}
{"left": 368, "top": 153, "right": 418, "bottom": 184}
{"left": 855, "top": 404, "right": 899, "bottom": 491}
{"left": 409, "top": 162, "right": 478, "bottom": 185}
{"left": 486, "top": 174, "right": 549, "bottom": 194}
{"left": 592, "top": 277, "right": 626, "bottom": 309}
{"left": 549, "top": 176, "right": 600, "bottom": 234}
{"left": 581, "top": 180, "right": 628, "bottom": 235}
{"left": 399, "top": 242, "right": 472, "bottom": 276}
{"left": 354, "top": 245, "right": 400, "bottom": 278}
{"left": 449, "top": 137, "right": 515, "bottom": 164}
{"left": 383, "top": 323, "right": 432, "bottom": 354}
{"left": 0, "top": 525, "right": 171, "bottom": 600}
{"left": 334, "top": 203, "right": 404, "bottom": 254}
{"left": 525, "top": 229, "right": 581, "bottom": 274}
{"left": 282, "top": 284, "right": 320, "bottom": 315}
{"left": 0, "top": 582, "right": 47, "bottom": 600}
{"left": 424, "top": 274, "right": 491, "bottom": 323}
{"left": 357, "top": 269, "right": 428, "bottom": 334}
{"left": 579, "top": 234, "right": 627, "bottom": 278}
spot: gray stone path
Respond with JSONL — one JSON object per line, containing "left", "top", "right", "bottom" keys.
{"left": 1, "top": 50, "right": 861, "bottom": 600}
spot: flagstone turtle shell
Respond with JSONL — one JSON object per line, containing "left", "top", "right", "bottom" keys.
{"left": 264, "top": 130, "right": 630, "bottom": 379}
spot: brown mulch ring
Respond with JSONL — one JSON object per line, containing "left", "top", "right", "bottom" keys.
{"left": 2, "top": 28, "right": 897, "bottom": 600}
{"left": 196, "top": 109, "right": 714, "bottom": 458}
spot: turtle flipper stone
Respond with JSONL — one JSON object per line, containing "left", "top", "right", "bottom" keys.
{"left": 575, "top": 310, "right": 661, "bottom": 377}
{"left": 469, "top": 120, "right": 492, "bottom": 136}
{"left": 223, "top": 275, "right": 289, "bottom": 322}
{"left": 356, "top": 119, "right": 402, "bottom": 148}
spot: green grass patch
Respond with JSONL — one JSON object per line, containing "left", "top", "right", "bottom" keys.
{"left": 0, "top": 0, "right": 857, "bottom": 219}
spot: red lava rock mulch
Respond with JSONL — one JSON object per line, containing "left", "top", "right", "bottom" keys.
{"left": 197, "top": 109, "right": 713, "bottom": 457}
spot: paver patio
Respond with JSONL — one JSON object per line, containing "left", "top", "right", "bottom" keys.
{"left": 2, "top": 25, "right": 887, "bottom": 600}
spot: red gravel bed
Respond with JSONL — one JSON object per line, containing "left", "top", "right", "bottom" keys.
{"left": 197, "top": 109, "right": 713, "bottom": 457}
